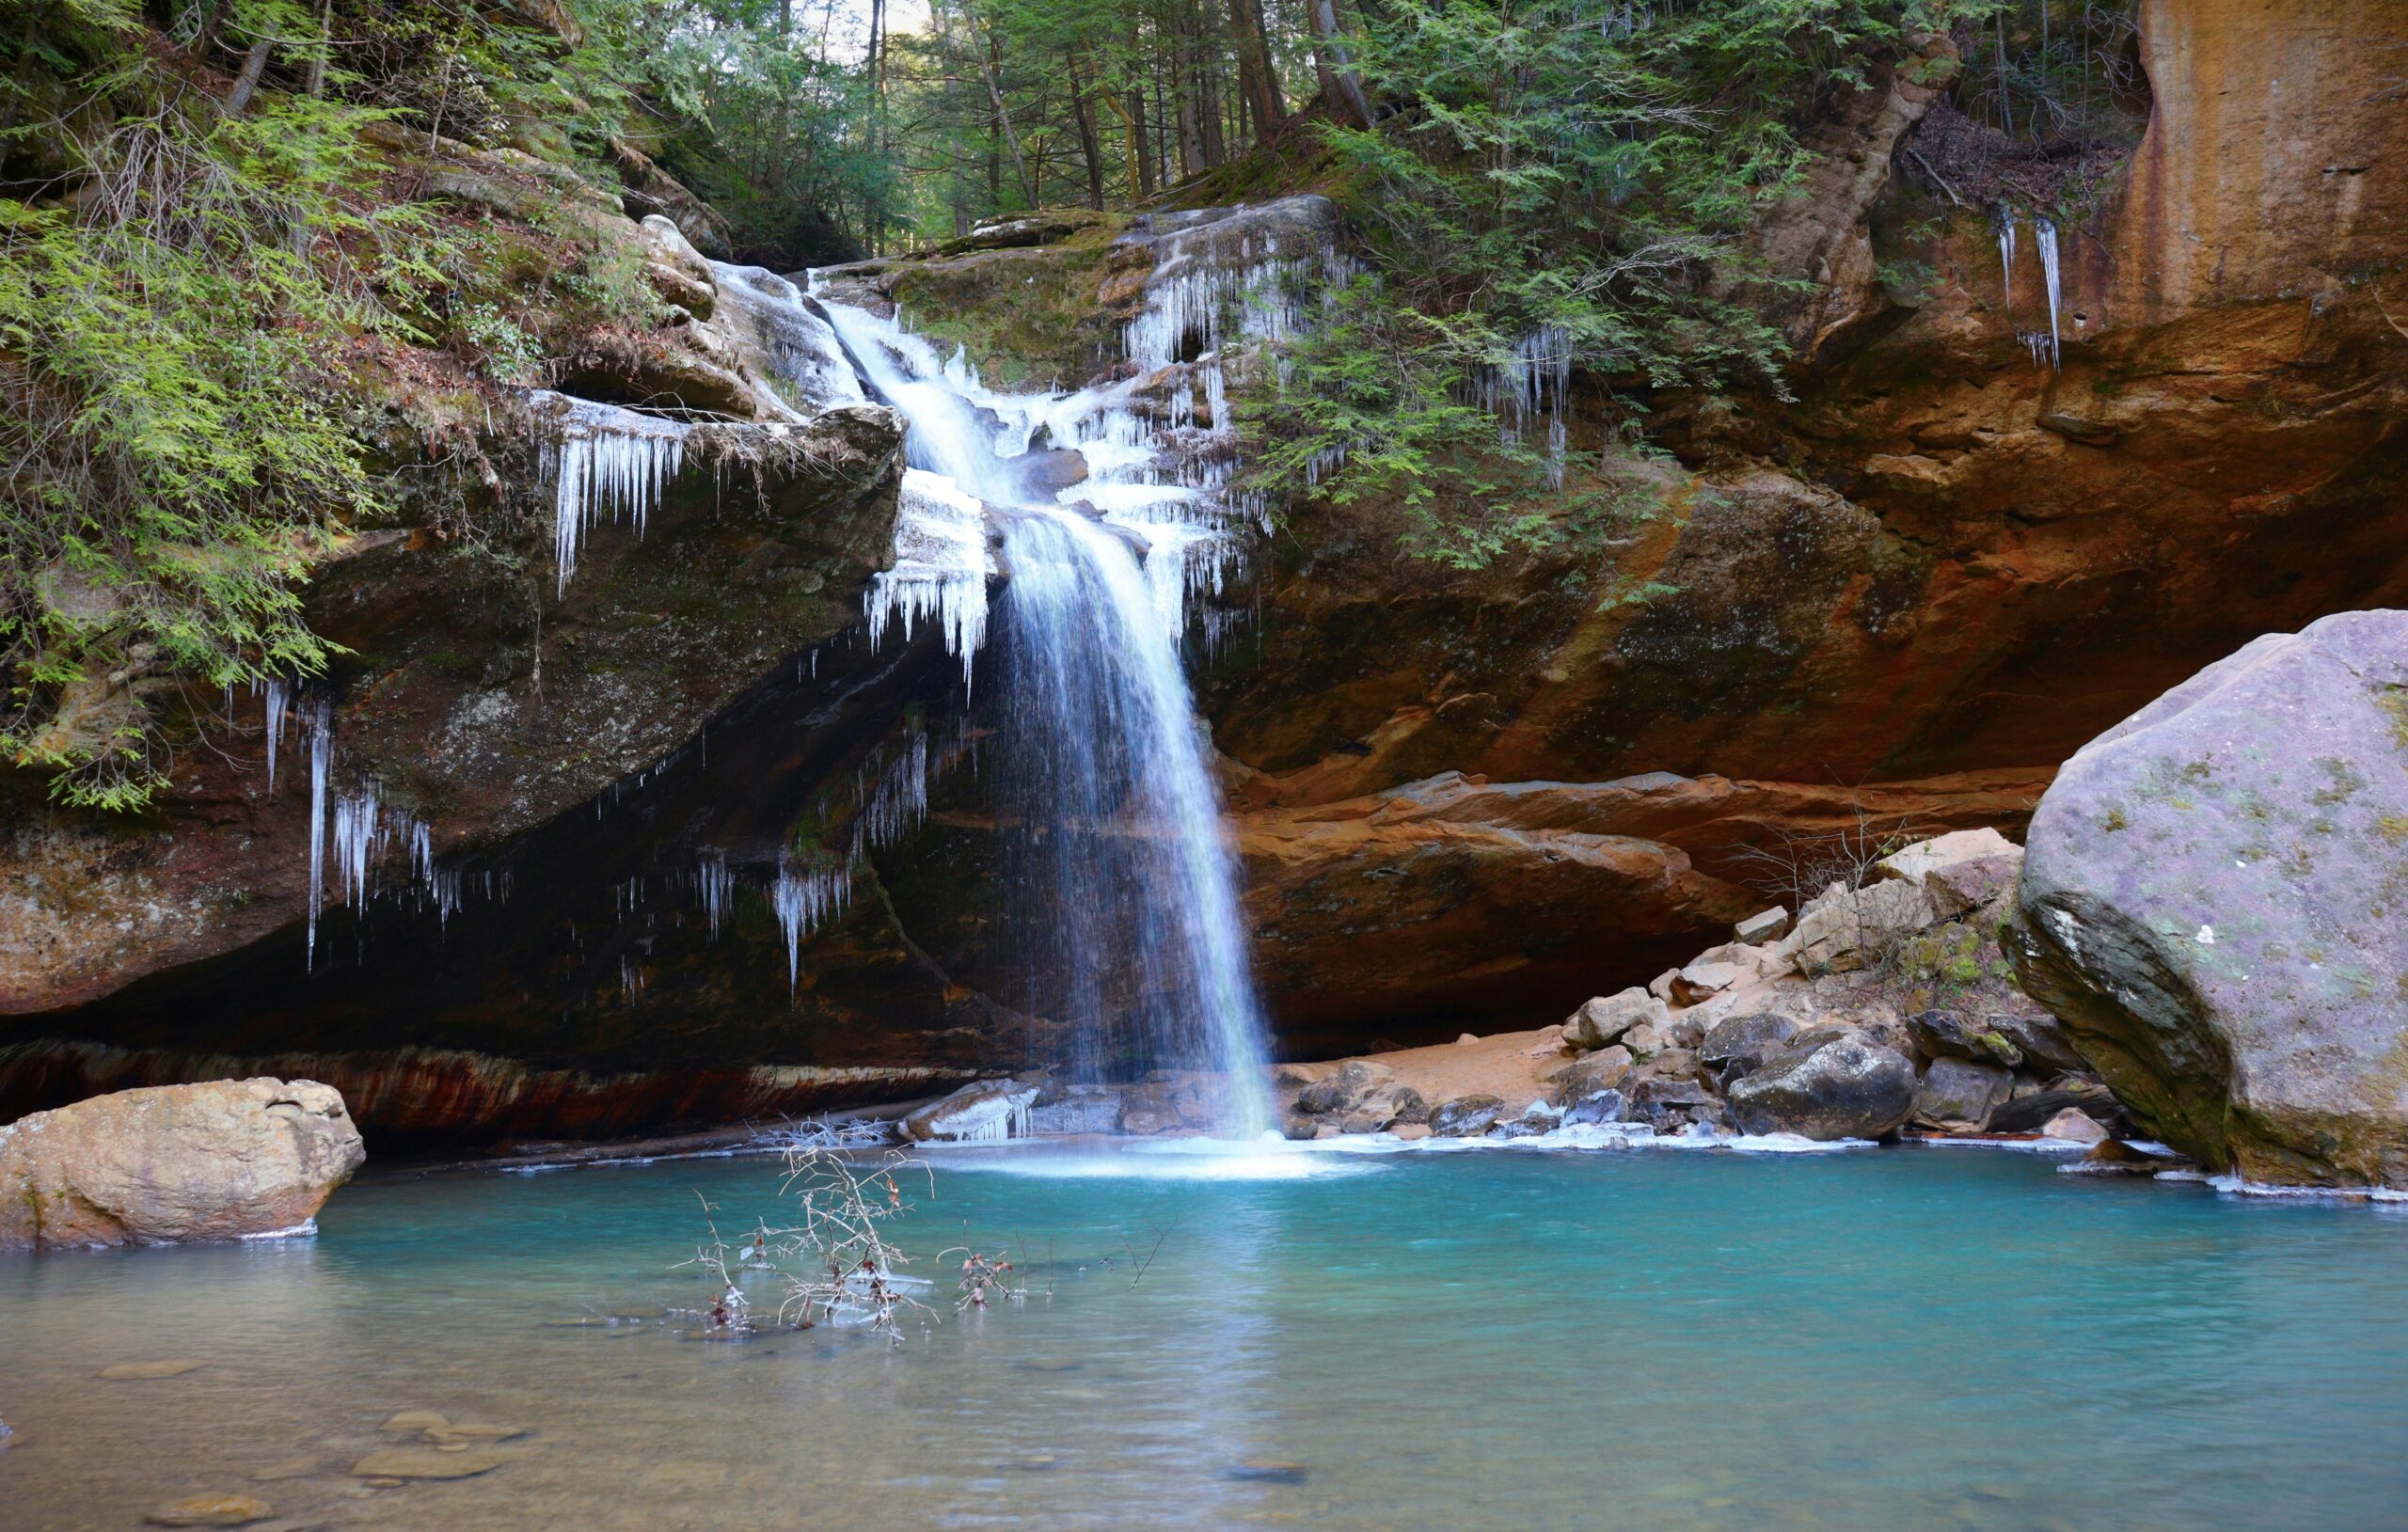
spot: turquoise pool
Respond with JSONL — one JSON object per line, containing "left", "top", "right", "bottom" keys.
{"left": 3, "top": 1141, "right": 2404, "bottom": 1530}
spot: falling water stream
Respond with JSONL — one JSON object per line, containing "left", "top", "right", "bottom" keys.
{"left": 816, "top": 292, "right": 1276, "bottom": 1137}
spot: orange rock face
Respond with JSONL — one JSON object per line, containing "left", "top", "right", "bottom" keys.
{"left": 2113, "top": 0, "right": 2408, "bottom": 324}
{"left": 1233, "top": 768, "right": 2050, "bottom": 1050}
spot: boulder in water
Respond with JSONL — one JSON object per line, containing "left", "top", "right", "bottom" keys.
{"left": 898, "top": 1079, "right": 1038, "bottom": 1143}
{"left": 1428, "top": 1095, "right": 1506, "bottom": 1138}
{"left": 2009, "top": 610, "right": 2408, "bottom": 1188}
{"left": 0, "top": 1079, "right": 363, "bottom": 1252}
{"left": 1725, "top": 1037, "right": 1917, "bottom": 1141}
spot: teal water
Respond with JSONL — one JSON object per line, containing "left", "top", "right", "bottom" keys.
{"left": 3, "top": 1143, "right": 2405, "bottom": 1531}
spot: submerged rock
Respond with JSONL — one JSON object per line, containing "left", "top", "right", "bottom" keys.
{"left": 0, "top": 1079, "right": 363, "bottom": 1252}
{"left": 2009, "top": 610, "right": 2408, "bottom": 1188}
{"left": 348, "top": 1447, "right": 507, "bottom": 1479}
{"left": 144, "top": 1494, "right": 270, "bottom": 1528}
{"left": 1725, "top": 1037, "right": 1917, "bottom": 1141}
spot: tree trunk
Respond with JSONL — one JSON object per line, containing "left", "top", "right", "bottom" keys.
{"left": 1067, "top": 54, "right": 1108, "bottom": 210}
{"left": 223, "top": 36, "right": 273, "bottom": 116}
{"left": 302, "top": 0, "right": 332, "bottom": 98}
{"left": 972, "top": 11, "right": 1034, "bottom": 207}
{"left": 1129, "top": 86, "right": 1154, "bottom": 197}
{"left": 1307, "top": 0, "right": 1374, "bottom": 127}
{"left": 1172, "top": 8, "right": 1203, "bottom": 182}
{"left": 1228, "top": 0, "right": 1284, "bottom": 140}
{"left": 1101, "top": 88, "right": 1146, "bottom": 202}
{"left": 1197, "top": 19, "right": 1227, "bottom": 167}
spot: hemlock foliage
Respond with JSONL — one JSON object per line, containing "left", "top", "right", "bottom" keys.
{"left": 1242, "top": 1, "right": 1996, "bottom": 568}
{"left": 0, "top": 0, "right": 2130, "bottom": 809}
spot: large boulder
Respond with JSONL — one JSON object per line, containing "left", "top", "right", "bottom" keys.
{"left": 0, "top": 1079, "right": 364, "bottom": 1251}
{"left": 1724, "top": 1037, "right": 1918, "bottom": 1142}
{"left": 2008, "top": 611, "right": 2408, "bottom": 1187}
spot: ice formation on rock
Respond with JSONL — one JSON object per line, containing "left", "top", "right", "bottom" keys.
{"left": 532, "top": 391, "right": 692, "bottom": 597}
{"left": 771, "top": 862, "right": 852, "bottom": 991}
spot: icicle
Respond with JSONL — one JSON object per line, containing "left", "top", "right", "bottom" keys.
{"left": 262, "top": 678, "right": 289, "bottom": 795}
{"left": 851, "top": 734, "right": 930, "bottom": 855}
{"left": 771, "top": 861, "right": 852, "bottom": 992}
{"left": 2036, "top": 217, "right": 2063, "bottom": 369}
{"left": 533, "top": 393, "right": 692, "bottom": 598}
{"left": 863, "top": 470, "right": 991, "bottom": 691}
{"left": 305, "top": 696, "right": 330, "bottom": 967}
{"left": 1998, "top": 213, "right": 2017, "bottom": 314}
{"left": 697, "top": 851, "right": 734, "bottom": 940}
{"left": 330, "top": 787, "right": 385, "bottom": 913}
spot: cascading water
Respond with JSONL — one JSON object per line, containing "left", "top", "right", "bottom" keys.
{"left": 987, "top": 512, "right": 1275, "bottom": 1136}
{"left": 814, "top": 272, "right": 1282, "bottom": 1138}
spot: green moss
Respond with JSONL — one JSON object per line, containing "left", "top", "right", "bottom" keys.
{"left": 884, "top": 215, "right": 1137, "bottom": 386}
{"left": 2381, "top": 687, "right": 2408, "bottom": 750}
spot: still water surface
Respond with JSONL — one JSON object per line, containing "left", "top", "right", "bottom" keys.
{"left": 3, "top": 1142, "right": 2406, "bottom": 1531}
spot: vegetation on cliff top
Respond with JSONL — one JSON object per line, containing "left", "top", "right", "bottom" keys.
{"left": 0, "top": 0, "right": 2140, "bottom": 809}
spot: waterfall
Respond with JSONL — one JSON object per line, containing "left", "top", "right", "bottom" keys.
{"left": 991, "top": 512, "right": 1275, "bottom": 1138}
{"left": 812, "top": 273, "right": 1281, "bottom": 1136}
